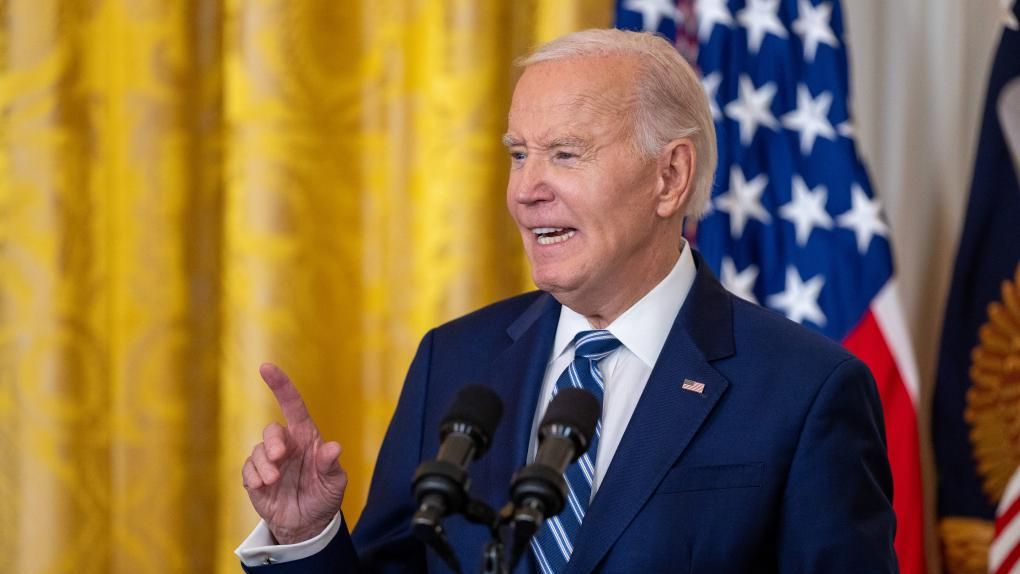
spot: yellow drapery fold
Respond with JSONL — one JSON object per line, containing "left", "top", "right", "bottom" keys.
{"left": 0, "top": 1, "right": 611, "bottom": 572}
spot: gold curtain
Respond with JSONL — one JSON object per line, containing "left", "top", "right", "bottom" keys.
{"left": 0, "top": 0, "right": 610, "bottom": 572}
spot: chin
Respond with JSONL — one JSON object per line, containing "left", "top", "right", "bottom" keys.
{"left": 528, "top": 267, "right": 556, "bottom": 292}
{"left": 529, "top": 268, "right": 577, "bottom": 296}
{"left": 530, "top": 273, "right": 555, "bottom": 293}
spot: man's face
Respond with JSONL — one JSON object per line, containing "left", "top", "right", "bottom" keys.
{"left": 505, "top": 55, "right": 680, "bottom": 316}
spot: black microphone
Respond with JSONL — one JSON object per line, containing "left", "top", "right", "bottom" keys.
{"left": 505, "top": 388, "right": 601, "bottom": 570}
{"left": 411, "top": 384, "right": 504, "bottom": 572}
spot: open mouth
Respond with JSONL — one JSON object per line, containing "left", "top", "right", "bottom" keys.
{"left": 531, "top": 227, "right": 576, "bottom": 245}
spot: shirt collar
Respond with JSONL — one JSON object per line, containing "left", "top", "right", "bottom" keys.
{"left": 550, "top": 242, "right": 697, "bottom": 367}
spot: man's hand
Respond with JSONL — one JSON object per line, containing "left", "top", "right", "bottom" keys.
{"left": 242, "top": 363, "right": 348, "bottom": 545}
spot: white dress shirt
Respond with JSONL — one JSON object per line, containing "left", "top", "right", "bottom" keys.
{"left": 237, "top": 243, "right": 697, "bottom": 566}
{"left": 526, "top": 242, "right": 695, "bottom": 497}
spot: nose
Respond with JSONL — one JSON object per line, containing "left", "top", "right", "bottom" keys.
{"left": 509, "top": 159, "right": 555, "bottom": 206}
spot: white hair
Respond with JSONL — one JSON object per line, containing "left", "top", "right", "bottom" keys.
{"left": 518, "top": 29, "right": 717, "bottom": 219}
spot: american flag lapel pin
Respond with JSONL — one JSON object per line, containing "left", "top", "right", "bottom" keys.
{"left": 681, "top": 378, "right": 706, "bottom": 394}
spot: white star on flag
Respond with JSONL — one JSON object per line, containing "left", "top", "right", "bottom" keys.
{"left": 767, "top": 266, "right": 827, "bottom": 326}
{"left": 702, "top": 72, "right": 722, "bottom": 121}
{"left": 779, "top": 176, "right": 833, "bottom": 246}
{"left": 724, "top": 75, "right": 779, "bottom": 145}
{"left": 781, "top": 84, "right": 836, "bottom": 155}
{"left": 721, "top": 257, "right": 760, "bottom": 303}
{"left": 715, "top": 166, "right": 771, "bottom": 238}
{"left": 792, "top": 0, "right": 839, "bottom": 61}
{"left": 696, "top": 0, "right": 733, "bottom": 41}
{"left": 624, "top": 0, "right": 679, "bottom": 32}
{"left": 736, "top": 0, "right": 788, "bottom": 54}
{"left": 837, "top": 184, "right": 889, "bottom": 254}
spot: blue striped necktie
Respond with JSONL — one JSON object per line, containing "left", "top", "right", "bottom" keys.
{"left": 531, "top": 329, "right": 621, "bottom": 574}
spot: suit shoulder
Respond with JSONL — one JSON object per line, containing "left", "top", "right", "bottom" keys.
{"left": 728, "top": 295, "right": 857, "bottom": 369}
{"left": 718, "top": 295, "right": 878, "bottom": 427}
{"left": 432, "top": 290, "right": 549, "bottom": 340}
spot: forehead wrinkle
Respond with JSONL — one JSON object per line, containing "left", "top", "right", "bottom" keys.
{"left": 567, "top": 90, "right": 636, "bottom": 120}
{"left": 506, "top": 75, "right": 639, "bottom": 147}
{"left": 564, "top": 90, "right": 639, "bottom": 146}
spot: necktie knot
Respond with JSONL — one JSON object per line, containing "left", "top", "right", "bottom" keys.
{"left": 572, "top": 330, "right": 621, "bottom": 362}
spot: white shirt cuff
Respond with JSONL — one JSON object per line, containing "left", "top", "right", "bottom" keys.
{"left": 235, "top": 512, "right": 343, "bottom": 567}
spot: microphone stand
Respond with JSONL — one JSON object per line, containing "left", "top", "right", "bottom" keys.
{"left": 416, "top": 493, "right": 519, "bottom": 574}
{"left": 463, "top": 499, "right": 511, "bottom": 574}
{"left": 464, "top": 497, "right": 537, "bottom": 574}
{"left": 478, "top": 501, "right": 549, "bottom": 574}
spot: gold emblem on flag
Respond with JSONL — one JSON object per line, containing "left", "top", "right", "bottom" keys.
{"left": 965, "top": 263, "right": 1020, "bottom": 504}
{"left": 942, "top": 263, "right": 1020, "bottom": 574}
{"left": 939, "top": 517, "right": 994, "bottom": 574}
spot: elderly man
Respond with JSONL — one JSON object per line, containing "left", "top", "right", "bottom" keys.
{"left": 237, "top": 29, "right": 897, "bottom": 573}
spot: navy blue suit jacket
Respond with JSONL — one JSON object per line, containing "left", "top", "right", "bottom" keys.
{"left": 245, "top": 251, "right": 897, "bottom": 573}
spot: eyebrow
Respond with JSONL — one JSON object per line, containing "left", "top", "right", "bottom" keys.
{"left": 548, "top": 136, "right": 588, "bottom": 148}
{"left": 500, "top": 134, "right": 590, "bottom": 149}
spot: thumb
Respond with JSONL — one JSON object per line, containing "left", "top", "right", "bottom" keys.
{"left": 316, "top": 441, "right": 343, "bottom": 476}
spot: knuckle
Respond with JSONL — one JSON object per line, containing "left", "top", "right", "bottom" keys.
{"left": 252, "top": 451, "right": 270, "bottom": 467}
{"left": 267, "top": 440, "right": 286, "bottom": 460}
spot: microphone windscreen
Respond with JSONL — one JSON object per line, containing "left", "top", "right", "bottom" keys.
{"left": 541, "top": 388, "right": 601, "bottom": 446}
{"left": 441, "top": 384, "right": 504, "bottom": 442}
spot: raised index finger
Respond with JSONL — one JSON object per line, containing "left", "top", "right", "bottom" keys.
{"left": 259, "top": 363, "right": 313, "bottom": 427}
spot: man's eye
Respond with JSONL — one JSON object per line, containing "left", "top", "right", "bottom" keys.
{"left": 510, "top": 151, "right": 526, "bottom": 161}
{"left": 554, "top": 151, "right": 577, "bottom": 160}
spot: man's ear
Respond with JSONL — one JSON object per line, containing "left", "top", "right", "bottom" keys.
{"left": 656, "top": 138, "right": 696, "bottom": 218}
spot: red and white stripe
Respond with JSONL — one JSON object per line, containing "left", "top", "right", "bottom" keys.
{"left": 843, "top": 280, "right": 926, "bottom": 574}
{"left": 991, "top": 468, "right": 1020, "bottom": 574}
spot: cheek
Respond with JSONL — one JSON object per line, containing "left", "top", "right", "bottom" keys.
{"left": 593, "top": 196, "right": 660, "bottom": 251}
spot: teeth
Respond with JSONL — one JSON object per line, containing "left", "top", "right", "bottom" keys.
{"left": 537, "top": 230, "right": 576, "bottom": 245}
{"left": 531, "top": 227, "right": 563, "bottom": 235}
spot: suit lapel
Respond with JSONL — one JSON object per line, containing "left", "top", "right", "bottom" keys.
{"left": 565, "top": 252, "right": 736, "bottom": 574}
{"left": 474, "top": 293, "right": 561, "bottom": 504}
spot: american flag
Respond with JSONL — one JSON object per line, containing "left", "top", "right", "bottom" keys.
{"left": 615, "top": 1, "right": 926, "bottom": 572}
{"left": 992, "top": 469, "right": 1020, "bottom": 574}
